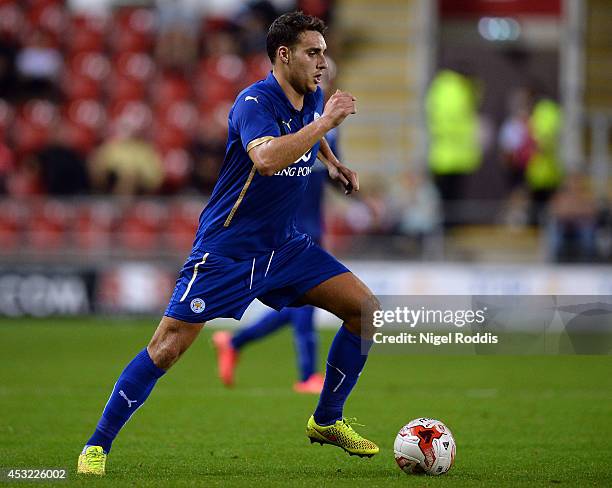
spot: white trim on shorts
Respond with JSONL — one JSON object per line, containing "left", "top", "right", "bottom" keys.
{"left": 180, "top": 253, "right": 210, "bottom": 302}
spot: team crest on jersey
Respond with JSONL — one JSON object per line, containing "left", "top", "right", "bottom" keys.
{"left": 190, "top": 298, "right": 206, "bottom": 313}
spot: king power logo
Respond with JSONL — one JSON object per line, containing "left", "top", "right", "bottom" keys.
{"left": 273, "top": 151, "right": 312, "bottom": 177}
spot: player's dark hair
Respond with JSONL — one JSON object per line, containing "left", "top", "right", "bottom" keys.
{"left": 266, "top": 11, "right": 327, "bottom": 63}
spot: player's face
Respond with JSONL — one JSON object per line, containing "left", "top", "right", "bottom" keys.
{"left": 288, "top": 30, "right": 328, "bottom": 94}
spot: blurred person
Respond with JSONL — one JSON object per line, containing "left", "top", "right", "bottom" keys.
{"left": 77, "top": 12, "right": 378, "bottom": 476}
{"left": 499, "top": 87, "right": 535, "bottom": 192}
{"left": 29, "top": 123, "right": 90, "bottom": 196}
{"left": 389, "top": 170, "right": 441, "bottom": 240}
{"left": 88, "top": 119, "right": 163, "bottom": 195}
{"left": 547, "top": 174, "right": 597, "bottom": 262}
{"left": 0, "top": 34, "right": 19, "bottom": 100}
{"left": 235, "top": 1, "right": 279, "bottom": 56}
{"left": 155, "top": 0, "right": 199, "bottom": 70}
{"left": 426, "top": 67, "right": 482, "bottom": 226}
{"left": 189, "top": 138, "right": 225, "bottom": 194}
{"left": 15, "top": 30, "right": 62, "bottom": 100}
{"left": 525, "top": 98, "right": 563, "bottom": 224}
{"left": 0, "top": 139, "right": 15, "bottom": 194}
{"left": 212, "top": 127, "right": 340, "bottom": 394}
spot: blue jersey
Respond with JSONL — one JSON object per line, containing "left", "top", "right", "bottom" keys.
{"left": 296, "top": 127, "right": 339, "bottom": 243}
{"left": 192, "top": 72, "right": 324, "bottom": 259}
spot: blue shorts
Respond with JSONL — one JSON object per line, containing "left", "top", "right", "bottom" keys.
{"left": 164, "top": 234, "right": 349, "bottom": 323}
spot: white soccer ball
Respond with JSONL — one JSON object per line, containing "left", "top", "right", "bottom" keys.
{"left": 394, "top": 418, "right": 456, "bottom": 476}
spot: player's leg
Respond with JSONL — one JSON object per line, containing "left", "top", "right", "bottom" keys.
{"left": 299, "top": 272, "right": 378, "bottom": 422}
{"left": 213, "top": 308, "right": 292, "bottom": 386}
{"left": 290, "top": 306, "right": 324, "bottom": 393}
{"left": 299, "top": 272, "right": 381, "bottom": 456}
{"left": 78, "top": 316, "right": 203, "bottom": 474}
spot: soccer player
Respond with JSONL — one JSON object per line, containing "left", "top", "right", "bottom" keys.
{"left": 77, "top": 12, "right": 380, "bottom": 476}
{"left": 212, "top": 127, "right": 340, "bottom": 394}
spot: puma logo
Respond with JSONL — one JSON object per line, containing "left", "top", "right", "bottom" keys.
{"left": 244, "top": 96, "right": 259, "bottom": 103}
{"left": 119, "top": 390, "right": 138, "bottom": 408}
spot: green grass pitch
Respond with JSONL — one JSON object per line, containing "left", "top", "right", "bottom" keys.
{"left": 1, "top": 318, "right": 611, "bottom": 487}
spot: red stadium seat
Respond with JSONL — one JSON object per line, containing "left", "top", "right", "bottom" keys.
{"left": 114, "top": 52, "right": 156, "bottom": 82}
{"left": 68, "top": 14, "right": 107, "bottom": 53}
{"left": 116, "top": 200, "right": 166, "bottom": 252}
{"left": 26, "top": 1, "right": 67, "bottom": 43}
{"left": 0, "top": 199, "right": 26, "bottom": 252}
{"left": 13, "top": 100, "right": 59, "bottom": 155}
{"left": 0, "top": 2, "right": 25, "bottom": 39}
{"left": 27, "top": 199, "right": 74, "bottom": 251}
{"left": 74, "top": 200, "right": 117, "bottom": 251}
{"left": 151, "top": 74, "right": 191, "bottom": 106}
{"left": 68, "top": 52, "right": 111, "bottom": 82}
{"left": 0, "top": 99, "right": 15, "bottom": 138}
{"left": 107, "top": 73, "right": 147, "bottom": 103}
{"left": 164, "top": 199, "right": 201, "bottom": 252}
{"left": 159, "top": 147, "right": 193, "bottom": 192}
{"left": 62, "top": 72, "right": 103, "bottom": 101}
{"left": 65, "top": 99, "right": 106, "bottom": 132}
{"left": 110, "top": 7, "right": 156, "bottom": 53}
{"left": 245, "top": 53, "right": 272, "bottom": 84}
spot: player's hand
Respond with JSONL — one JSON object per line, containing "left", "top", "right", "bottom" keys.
{"left": 322, "top": 90, "right": 357, "bottom": 128}
{"left": 328, "top": 162, "right": 359, "bottom": 195}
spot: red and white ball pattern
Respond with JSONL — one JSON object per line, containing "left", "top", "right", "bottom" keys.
{"left": 394, "top": 418, "right": 456, "bottom": 476}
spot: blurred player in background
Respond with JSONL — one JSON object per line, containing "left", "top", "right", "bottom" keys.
{"left": 212, "top": 124, "right": 340, "bottom": 394}
{"left": 78, "top": 12, "right": 379, "bottom": 476}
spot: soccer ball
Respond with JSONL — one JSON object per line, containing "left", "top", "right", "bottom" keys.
{"left": 394, "top": 418, "right": 456, "bottom": 476}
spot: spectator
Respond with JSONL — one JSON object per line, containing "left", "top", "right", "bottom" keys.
{"left": 88, "top": 119, "right": 163, "bottom": 196}
{"left": 389, "top": 170, "right": 441, "bottom": 239}
{"left": 155, "top": 0, "right": 199, "bottom": 71}
{"left": 29, "top": 123, "right": 90, "bottom": 196}
{"left": 426, "top": 67, "right": 482, "bottom": 226}
{"left": 0, "top": 139, "right": 15, "bottom": 194}
{"left": 16, "top": 30, "right": 62, "bottom": 100}
{"left": 547, "top": 174, "right": 597, "bottom": 262}
{"left": 499, "top": 87, "right": 535, "bottom": 192}
{"left": 525, "top": 98, "right": 563, "bottom": 224}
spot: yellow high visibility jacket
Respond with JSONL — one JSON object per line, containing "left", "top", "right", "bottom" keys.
{"left": 426, "top": 70, "right": 482, "bottom": 175}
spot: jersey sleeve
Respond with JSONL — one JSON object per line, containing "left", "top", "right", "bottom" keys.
{"left": 231, "top": 93, "right": 281, "bottom": 153}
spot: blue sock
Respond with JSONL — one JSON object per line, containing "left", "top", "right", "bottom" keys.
{"left": 231, "top": 308, "right": 292, "bottom": 350}
{"left": 313, "top": 325, "right": 372, "bottom": 426}
{"left": 291, "top": 307, "right": 317, "bottom": 381}
{"left": 86, "top": 348, "right": 165, "bottom": 453}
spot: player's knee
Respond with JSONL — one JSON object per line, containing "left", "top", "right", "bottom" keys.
{"left": 148, "top": 324, "right": 183, "bottom": 370}
{"left": 343, "top": 294, "right": 381, "bottom": 339}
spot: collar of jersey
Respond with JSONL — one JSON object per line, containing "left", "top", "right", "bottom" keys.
{"left": 264, "top": 71, "right": 309, "bottom": 114}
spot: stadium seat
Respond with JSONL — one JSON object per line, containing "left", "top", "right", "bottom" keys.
{"left": 116, "top": 201, "right": 166, "bottom": 252}
{"left": 74, "top": 200, "right": 117, "bottom": 251}
{"left": 68, "top": 14, "right": 107, "bottom": 53}
{"left": 0, "top": 199, "right": 25, "bottom": 252}
{"left": 107, "top": 73, "right": 147, "bottom": 103}
{"left": 27, "top": 199, "right": 74, "bottom": 251}
{"left": 151, "top": 74, "right": 191, "bottom": 106}
{"left": 26, "top": 0, "right": 66, "bottom": 44}
{"left": 159, "top": 147, "right": 193, "bottom": 192}
{"left": 13, "top": 100, "right": 59, "bottom": 155}
{"left": 114, "top": 52, "right": 156, "bottom": 82}
{"left": 0, "top": 2, "right": 24, "bottom": 39}
{"left": 0, "top": 99, "right": 15, "bottom": 138}
{"left": 68, "top": 51, "right": 111, "bottom": 83}
{"left": 164, "top": 199, "right": 201, "bottom": 252}
{"left": 62, "top": 72, "right": 103, "bottom": 101}
{"left": 110, "top": 7, "right": 156, "bottom": 53}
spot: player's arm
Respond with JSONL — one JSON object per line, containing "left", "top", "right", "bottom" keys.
{"left": 249, "top": 90, "right": 356, "bottom": 176}
{"left": 318, "top": 136, "right": 359, "bottom": 195}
